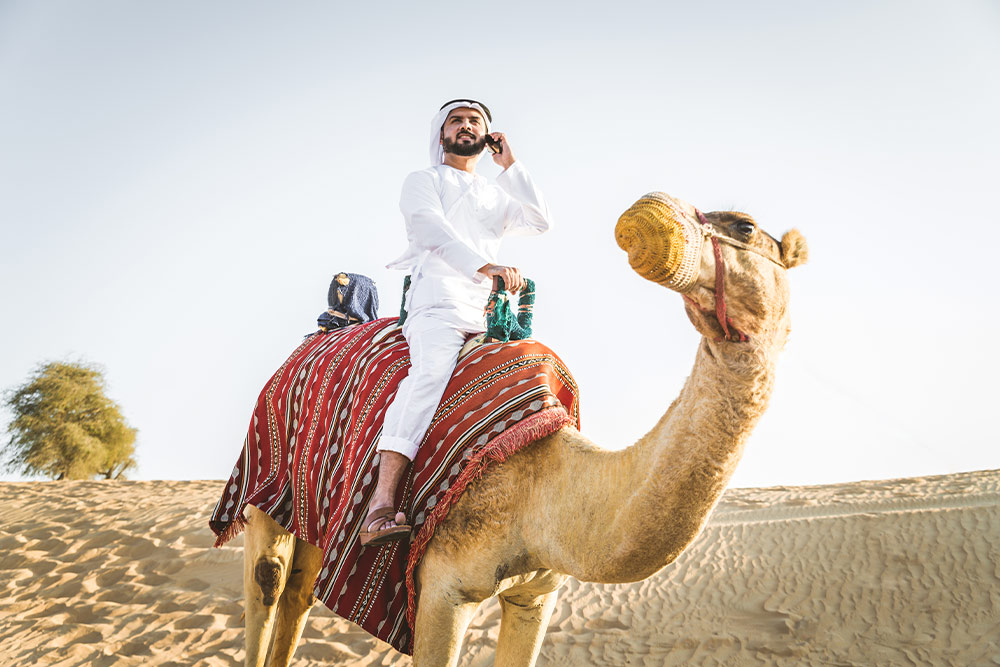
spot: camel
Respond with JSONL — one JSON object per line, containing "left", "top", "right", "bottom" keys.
{"left": 239, "top": 193, "right": 809, "bottom": 667}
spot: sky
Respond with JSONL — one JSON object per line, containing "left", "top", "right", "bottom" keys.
{"left": 1, "top": 0, "right": 997, "bottom": 488}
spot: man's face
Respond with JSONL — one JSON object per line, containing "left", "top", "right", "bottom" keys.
{"left": 440, "top": 107, "right": 487, "bottom": 157}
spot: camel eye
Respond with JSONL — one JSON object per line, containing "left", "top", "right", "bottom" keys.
{"left": 733, "top": 221, "right": 756, "bottom": 238}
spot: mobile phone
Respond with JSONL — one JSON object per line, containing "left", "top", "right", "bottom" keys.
{"left": 485, "top": 134, "right": 502, "bottom": 154}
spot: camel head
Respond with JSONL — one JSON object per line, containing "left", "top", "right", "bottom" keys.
{"left": 615, "top": 192, "right": 808, "bottom": 343}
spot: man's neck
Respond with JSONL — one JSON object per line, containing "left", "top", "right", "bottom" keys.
{"left": 442, "top": 153, "right": 481, "bottom": 174}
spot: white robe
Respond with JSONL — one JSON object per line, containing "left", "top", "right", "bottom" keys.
{"left": 388, "top": 160, "right": 552, "bottom": 328}
{"left": 379, "top": 161, "right": 552, "bottom": 459}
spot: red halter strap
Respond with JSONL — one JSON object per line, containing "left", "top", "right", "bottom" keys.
{"left": 685, "top": 209, "right": 750, "bottom": 343}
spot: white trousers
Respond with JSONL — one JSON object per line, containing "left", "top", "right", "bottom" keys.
{"left": 377, "top": 311, "right": 484, "bottom": 461}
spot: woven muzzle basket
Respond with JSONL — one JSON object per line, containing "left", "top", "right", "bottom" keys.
{"left": 615, "top": 192, "right": 705, "bottom": 292}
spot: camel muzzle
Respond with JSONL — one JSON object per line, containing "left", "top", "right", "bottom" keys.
{"left": 615, "top": 192, "right": 706, "bottom": 293}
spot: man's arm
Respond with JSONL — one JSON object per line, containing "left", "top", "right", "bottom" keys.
{"left": 400, "top": 170, "right": 491, "bottom": 282}
{"left": 486, "top": 134, "right": 552, "bottom": 236}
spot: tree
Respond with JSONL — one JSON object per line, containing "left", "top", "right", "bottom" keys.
{"left": 3, "top": 361, "right": 137, "bottom": 480}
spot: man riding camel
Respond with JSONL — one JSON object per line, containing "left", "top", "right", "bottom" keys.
{"left": 360, "top": 99, "right": 553, "bottom": 545}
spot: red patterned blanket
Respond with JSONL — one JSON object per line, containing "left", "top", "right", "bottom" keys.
{"left": 209, "top": 317, "right": 579, "bottom": 654}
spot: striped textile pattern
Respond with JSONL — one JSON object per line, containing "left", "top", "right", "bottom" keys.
{"left": 208, "top": 317, "right": 579, "bottom": 654}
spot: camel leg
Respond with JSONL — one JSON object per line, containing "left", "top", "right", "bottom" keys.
{"left": 243, "top": 505, "right": 297, "bottom": 667}
{"left": 265, "top": 536, "right": 324, "bottom": 667}
{"left": 493, "top": 590, "right": 559, "bottom": 667}
{"left": 412, "top": 589, "right": 481, "bottom": 667}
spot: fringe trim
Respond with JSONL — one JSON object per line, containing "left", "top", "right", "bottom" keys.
{"left": 403, "top": 407, "right": 572, "bottom": 647}
{"left": 212, "top": 512, "right": 248, "bottom": 548}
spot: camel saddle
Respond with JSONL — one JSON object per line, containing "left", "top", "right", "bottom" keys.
{"left": 209, "top": 317, "right": 579, "bottom": 653}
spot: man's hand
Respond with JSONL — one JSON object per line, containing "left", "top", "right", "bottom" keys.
{"left": 487, "top": 132, "right": 516, "bottom": 170}
{"left": 478, "top": 264, "right": 525, "bottom": 292}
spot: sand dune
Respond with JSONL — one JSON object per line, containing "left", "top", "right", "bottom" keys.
{"left": 1, "top": 470, "right": 997, "bottom": 666}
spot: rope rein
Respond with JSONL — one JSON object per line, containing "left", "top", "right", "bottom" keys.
{"left": 484, "top": 276, "right": 535, "bottom": 342}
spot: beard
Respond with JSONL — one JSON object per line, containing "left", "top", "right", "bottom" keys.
{"left": 442, "top": 133, "right": 486, "bottom": 157}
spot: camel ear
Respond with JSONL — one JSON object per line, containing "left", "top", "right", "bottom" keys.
{"left": 780, "top": 229, "right": 809, "bottom": 268}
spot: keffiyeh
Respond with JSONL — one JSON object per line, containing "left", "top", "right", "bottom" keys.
{"left": 429, "top": 99, "right": 492, "bottom": 165}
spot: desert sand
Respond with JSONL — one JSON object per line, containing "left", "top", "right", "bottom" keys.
{"left": 0, "top": 469, "right": 997, "bottom": 666}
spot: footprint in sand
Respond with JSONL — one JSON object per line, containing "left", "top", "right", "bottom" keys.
{"left": 95, "top": 583, "right": 145, "bottom": 603}
{"left": 114, "top": 536, "right": 159, "bottom": 559}
{"left": 95, "top": 566, "right": 130, "bottom": 587}
{"left": 22, "top": 526, "right": 58, "bottom": 542}
{"left": 180, "top": 578, "right": 211, "bottom": 592}
{"left": 174, "top": 613, "right": 216, "bottom": 630}
{"left": 118, "top": 638, "right": 154, "bottom": 657}
{"left": 153, "top": 599, "right": 186, "bottom": 614}
{"left": 584, "top": 617, "right": 630, "bottom": 631}
{"left": 26, "top": 557, "right": 60, "bottom": 575}
{"left": 143, "top": 557, "right": 186, "bottom": 576}
{"left": 64, "top": 555, "right": 109, "bottom": 575}
{"left": 0, "top": 533, "right": 29, "bottom": 550}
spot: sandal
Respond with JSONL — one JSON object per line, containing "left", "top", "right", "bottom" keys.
{"left": 359, "top": 507, "right": 411, "bottom": 547}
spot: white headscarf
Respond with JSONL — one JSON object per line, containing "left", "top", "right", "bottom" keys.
{"left": 429, "top": 100, "right": 492, "bottom": 165}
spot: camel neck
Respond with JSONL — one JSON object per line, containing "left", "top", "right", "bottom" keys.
{"left": 579, "top": 336, "right": 779, "bottom": 582}
{"left": 647, "top": 338, "right": 778, "bottom": 473}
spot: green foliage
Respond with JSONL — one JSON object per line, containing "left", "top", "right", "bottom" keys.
{"left": 3, "top": 361, "right": 137, "bottom": 480}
